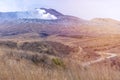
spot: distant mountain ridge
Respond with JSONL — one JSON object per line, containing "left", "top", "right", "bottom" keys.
{"left": 0, "top": 8, "right": 64, "bottom": 20}
{"left": 0, "top": 8, "right": 120, "bottom": 38}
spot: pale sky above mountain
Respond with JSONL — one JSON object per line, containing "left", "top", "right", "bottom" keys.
{"left": 0, "top": 0, "right": 120, "bottom": 20}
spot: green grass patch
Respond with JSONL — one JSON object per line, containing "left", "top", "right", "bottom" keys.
{"left": 52, "top": 58, "right": 65, "bottom": 68}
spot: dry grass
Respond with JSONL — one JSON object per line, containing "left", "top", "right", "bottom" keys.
{"left": 0, "top": 48, "right": 119, "bottom": 80}
{"left": 0, "top": 56, "right": 120, "bottom": 80}
{"left": 0, "top": 37, "right": 120, "bottom": 80}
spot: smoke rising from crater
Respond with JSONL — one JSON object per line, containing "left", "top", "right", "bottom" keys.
{"left": 0, "top": 0, "right": 120, "bottom": 20}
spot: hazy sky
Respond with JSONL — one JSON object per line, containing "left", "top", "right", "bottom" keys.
{"left": 0, "top": 0, "right": 120, "bottom": 20}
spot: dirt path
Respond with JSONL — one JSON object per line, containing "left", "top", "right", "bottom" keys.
{"left": 82, "top": 52, "right": 117, "bottom": 67}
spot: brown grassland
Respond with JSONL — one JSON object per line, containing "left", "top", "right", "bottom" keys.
{"left": 0, "top": 35, "right": 120, "bottom": 80}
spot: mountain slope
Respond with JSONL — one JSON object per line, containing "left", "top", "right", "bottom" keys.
{"left": 0, "top": 8, "right": 87, "bottom": 38}
{"left": 0, "top": 8, "right": 120, "bottom": 38}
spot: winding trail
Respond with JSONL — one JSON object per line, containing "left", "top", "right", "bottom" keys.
{"left": 82, "top": 52, "right": 117, "bottom": 67}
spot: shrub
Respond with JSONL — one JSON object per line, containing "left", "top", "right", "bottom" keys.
{"left": 52, "top": 58, "right": 65, "bottom": 68}
{"left": 0, "top": 41, "right": 17, "bottom": 48}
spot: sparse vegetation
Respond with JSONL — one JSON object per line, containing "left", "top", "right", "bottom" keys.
{"left": 0, "top": 35, "right": 120, "bottom": 80}
{"left": 20, "top": 41, "right": 73, "bottom": 57}
{"left": 0, "top": 41, "right": 17, "bottom": 48}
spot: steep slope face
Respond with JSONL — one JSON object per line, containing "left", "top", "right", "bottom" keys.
{"left": 19, "top": 8, "right": 59, "bottom": 20}
{"left": 39, "top": 8, "right": 64, "bottom": 18}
